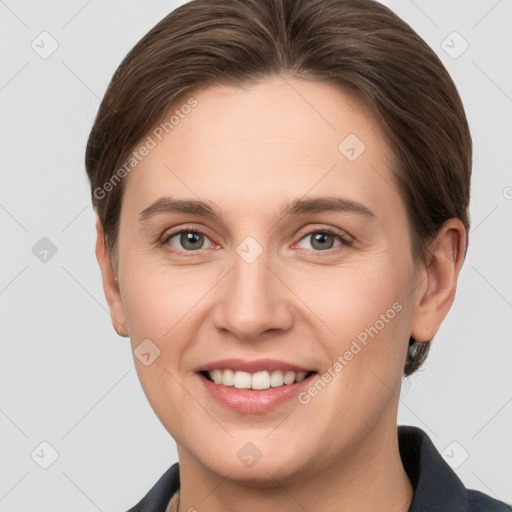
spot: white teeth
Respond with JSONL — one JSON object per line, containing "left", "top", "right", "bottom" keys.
{"left": 252, "top": 371, "right": 271, "bottom": 390}
{"left": 295, "top": 371, "right": 307, "bottom": 382}
{"left": 270, "top": 370, "right": 284, "bottom": 387}
{"left": 206, "top": 368, "right": 311, "bottom": 389}
{"left": 212, "top": 369, "right": 223, "bottom": 385}
{"left": 283, "top": 371, "right": 296, "bottom": 385}
{"left": 221, "top": 369, "right": 234, "bottom": 386}
{"left": 233, "top": 371, "right": 252, "bottom": 389}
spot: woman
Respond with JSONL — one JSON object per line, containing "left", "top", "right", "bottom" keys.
{"left": 85, "top": 0, "right": 510, "bottom": 510}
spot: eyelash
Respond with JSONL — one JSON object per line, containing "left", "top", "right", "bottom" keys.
{"left": 159, "top": 225, "right": 353, "bottom": 255}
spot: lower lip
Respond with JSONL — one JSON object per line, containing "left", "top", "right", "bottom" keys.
{"left": 198, "top": 373, "right": 316, "bottom": 413}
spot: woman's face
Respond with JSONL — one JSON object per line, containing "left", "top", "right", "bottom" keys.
{"left": 110, "top": 76, "right": 426, "bottom": 483}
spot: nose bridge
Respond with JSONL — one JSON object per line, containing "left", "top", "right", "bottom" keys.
{"left": 213, "top": 236, "right": 292, "bottom": 340}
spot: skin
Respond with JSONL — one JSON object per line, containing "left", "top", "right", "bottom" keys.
{"left": 96, "top": 75, "right": 466, "bottom": 512}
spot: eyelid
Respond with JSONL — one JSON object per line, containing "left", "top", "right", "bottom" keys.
{"left": 159, "top": 224, "right": 217, "bottom": 252}
{"left": 159, "top": 224, "right": 354, "bottom": 254}
{"left": 292, "top": 225, "right": 354, "bottom": 251}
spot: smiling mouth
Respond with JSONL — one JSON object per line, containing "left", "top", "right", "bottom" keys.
{"left": 200, "top": 369, "right": 317, "bottom": 390}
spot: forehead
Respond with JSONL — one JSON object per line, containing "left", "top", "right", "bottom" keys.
{"left": 173, "top": 77, "right": 386, "bottom": 156}
{"left": 121, "top": 76, "right": 400, "bottom": 221}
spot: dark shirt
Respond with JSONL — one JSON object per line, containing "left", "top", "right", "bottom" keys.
{"left": 126, "top": 425, "right": 511, "bottom": 511}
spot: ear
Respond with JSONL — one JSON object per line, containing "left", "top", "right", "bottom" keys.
{"left": 410, "top": 218, "right": 466, "bottom": 342}
{"left": 95, "top": 217, "right": 129, "bottom": 337}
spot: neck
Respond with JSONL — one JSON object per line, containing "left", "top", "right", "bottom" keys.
{"left": 177, "top": 419, "right": 413, "bottom": 512}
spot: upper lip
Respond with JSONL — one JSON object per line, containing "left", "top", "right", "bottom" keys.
{"left": 195, "top": 358, "right": 314, "bottom": 374}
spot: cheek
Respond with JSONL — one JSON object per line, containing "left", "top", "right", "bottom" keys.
{"left": 290, "top": 255, "right": 414, "bottom": 408}
{"left": 120, "top": 260, "right": 205, "bottom": 340}
{"left": 122, "top": 271, "right": 201, "bottom": 428}
{"left": 289, "top": 257, "right": 411, "bottom": 339}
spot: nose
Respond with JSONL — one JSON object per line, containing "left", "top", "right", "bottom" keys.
{"left": 211, "top": 245, "right": 294, "bottom": 342}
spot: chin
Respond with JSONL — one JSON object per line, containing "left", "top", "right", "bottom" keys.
{"left": 196, "top": 437, "right": 314, "bottom": 487}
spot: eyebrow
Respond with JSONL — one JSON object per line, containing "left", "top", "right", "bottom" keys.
{"left": 138, "top": 196, "right": 376, "bottom": 223}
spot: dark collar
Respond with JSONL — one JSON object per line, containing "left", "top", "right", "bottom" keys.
{"left": 127, "top": 425, "right": 510, "bottom": 511}
{"left": 398, "top": 425, "right": 509, "bottom": 511}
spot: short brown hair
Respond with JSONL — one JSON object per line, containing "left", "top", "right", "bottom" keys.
{"left": 85, "top": 0, "right": 472, "bottom": 376}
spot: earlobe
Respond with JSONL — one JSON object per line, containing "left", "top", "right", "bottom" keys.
{"left": 94, "top": 217, "right": 129, "bottom": 338}
{"left": 410, "top": 218, "right": 466, "bottom": 342}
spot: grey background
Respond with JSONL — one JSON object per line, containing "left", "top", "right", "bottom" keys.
{"left": 1, "top": 0, "right": 511, "bottom": 510}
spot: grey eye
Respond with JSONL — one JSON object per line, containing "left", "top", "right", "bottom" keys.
{"left": 297, "top": 231, "right": 343, "bottom": 251}
{"left": 166, "top": 231, "right": 211, "bottom": 251}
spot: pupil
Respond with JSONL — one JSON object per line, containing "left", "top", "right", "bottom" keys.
{"left": 312, "top": 232, "right": 333, "bottom": 250}
{"left": 182, "top": 232, "right": 203, "bottom": 250}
